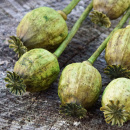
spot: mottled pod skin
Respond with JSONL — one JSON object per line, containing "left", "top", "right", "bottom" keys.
{"left": 101, "top": 78, "right": 130, "bottom": 125}
{"left": 93, "top": 0, "right": 130, "bottom": 20}
{"left": 105, "top": 26, "right": 130, "bottom": 69}
{"left": 14, "top": 48, "right": 60, "bottom": 92}
{"left": 17, "top": 7, "right": 68, "bottom": 51}
{"left": 58, "top": 61, "right": 102, "bottom": 109}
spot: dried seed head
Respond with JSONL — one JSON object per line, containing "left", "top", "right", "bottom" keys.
{"left": 105, "top": 27, "right": 130, "bottom": 78}
{"left": 5, "top": 48, "right": 60, "bottom": 95}
{"left": 15, "top": 7, "right": 68, "bottom": 52}
{"left": 58, "top": 61, "right": 102, "bottom": 117}
{"left": 101, "top": 78, "right": 130, "bottom": 126}
{"left": 90, "top": 10, "right": 111, "bottom": 28}
{"left": 91, "top": 0, "right": 130, "bottom": 27}
{"left": 101, "top": 100, "right": 129, "bottom": 126}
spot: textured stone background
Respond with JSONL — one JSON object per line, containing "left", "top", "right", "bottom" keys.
{"left": 0, "top": 0, "right": 129, "bottom": 130}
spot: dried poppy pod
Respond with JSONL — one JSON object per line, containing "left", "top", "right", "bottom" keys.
{"left": 4, "top": 49, "right": 60, "bottom": 95}
{"left": 58, "top": 61, "right": 102, "bottom": 118}
{"left": 105, "top": 26, "right": 130, "bottom": 79}
{"left": 100, "top": 78, "right": 130, "bottom": 126}
{"left": 58, "top": 8, "right": 130, "bottom": 118}
{"left": 8, "top": 0, "right": 81, "bottom": 57}
{"left": 4, "top": 2, "right": 93, "bottom": 95}
{"left": 90, "top": 0, "right": 130, "bottom": 27}
{"left": 9, "top": 7, "right": 68, "bottom": 57}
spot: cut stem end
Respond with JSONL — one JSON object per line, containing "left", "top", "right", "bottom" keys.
{"left": 57, "top": 10, "right": 67, "bottom": 20}
{"left": 89, "top": 10, "right": 111, "bottom": 28}
{"left": 104, "top": 65, "right": 130, "bottom": 79}
{"left": 8, "top": 36, "right": 27, "bottom": 58}
{"left": 100, "top": 100, "right": 129, "bottom": 126}
{"left": 4, "top": 71, "right": 26, "bottom": 95}
{"left": 60, "top": 103, "right": 87, "bottom": 119}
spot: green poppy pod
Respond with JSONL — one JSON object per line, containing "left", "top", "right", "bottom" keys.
{"left": 58, "top": 61, "right": 102, "bottom": 118}
{"left": 9, "top": 7, "right": 68, "bottom": 57}
{"left": 90, "top": 0, "right": 130, "bottom": 27}
{"left": 5, "top": 48, "right": 60, "bottom": 95}
{"left": 100, "top": 78, "right": 130, "bottom": 126}
{"left": 105, "top": 26, "right": 130, "bottom": 79}
{"left": 4, "top": 1, "right": 94, "bottom": 96}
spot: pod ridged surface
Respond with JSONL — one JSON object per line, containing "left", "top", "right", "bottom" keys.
{"left": 17, "top": 7, "right": 68, "bottom": 51}
{"left": 105, "top": 26, "right": 130, "bottom": 69}
{"left": 58, "top": 61, "right": 102, "bottom": 108}
{"left": 101, "top": 78, "right": 130, "bottom": 120}
{"left": 93, "top": 0, "right": 130, "bottom": 20}
{"left": 14, "top": 48, "right": 60, "bottom": 92}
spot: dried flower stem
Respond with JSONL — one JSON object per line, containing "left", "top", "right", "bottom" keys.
{"left": 63, "top": 0, "right": 81, "bottom": 15}
{"left": 88, "top": 7, "right": 130, "bottom": 65}
{"left": 54, "top": 1, "right": 93, "bottom": 57}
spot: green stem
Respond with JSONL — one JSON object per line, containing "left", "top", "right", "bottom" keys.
{"left": 62, "top": 0, "right": 81, "bottom": 15}
{"left": 88, "top": 7, "right": 130, "bottom": 65}
{"left": 54, "top": 1, "right": 93, "bottom": 57}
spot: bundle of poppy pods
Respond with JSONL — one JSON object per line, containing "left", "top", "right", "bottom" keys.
{"left": 4, "top": 0, "right": 130, "bottom": 127}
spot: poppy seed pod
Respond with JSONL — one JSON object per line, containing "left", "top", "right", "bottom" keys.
{"left": 58, "top": 61, "right": 102, "bottom": 118}
{"left": 105, "top": 26, "right": 130, "bottom": 79}
{"left": 90, "top": 0, "right": 130, "bottom": 27}
{"left": 5, "top": 49, "right": 60, "bottom": 95}
{"left": 58, "top": 7, "right": 130, "bottom": 118}
{"left": 4, "top": 1, "right": 93, "bottom": 96}
{"left": 100, "top": 78, "right": 130, "bottom": 126}
{"left": 9, "top": 7, "right": 68, "bottom": 57}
